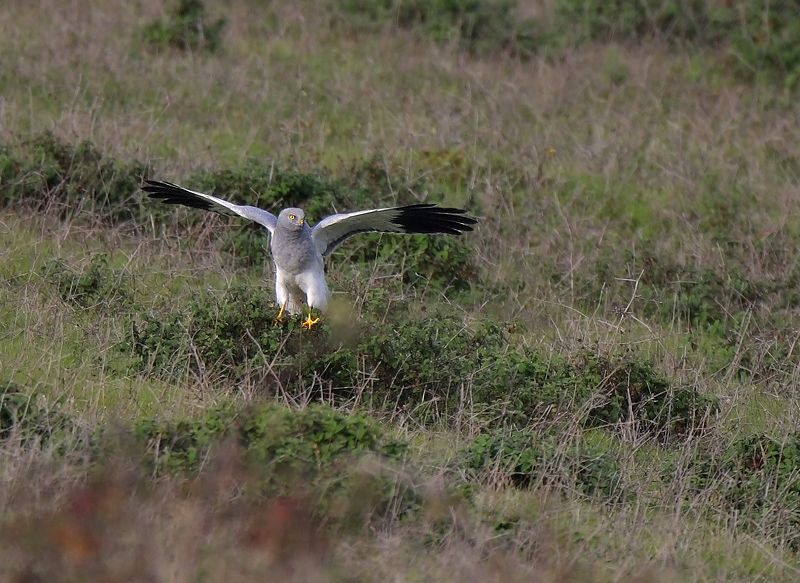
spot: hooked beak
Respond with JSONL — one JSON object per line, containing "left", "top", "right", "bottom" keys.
{"left": 299, "top": 218, "right": 304, "bottom": 226}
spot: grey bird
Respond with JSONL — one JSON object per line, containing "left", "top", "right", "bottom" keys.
{"left": 142, "top": 180, "right": 477, "bottom": 329}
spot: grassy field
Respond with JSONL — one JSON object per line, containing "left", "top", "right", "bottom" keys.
{"left": 3, "top": 0, "right": 800, "bottom": 580}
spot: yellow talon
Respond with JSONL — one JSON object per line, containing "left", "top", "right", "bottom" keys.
{"left": 274, "top": 301, "right": 287, "bottom": 325}
{"left": 302, "top": 313, "right": 320, "bottom": 330}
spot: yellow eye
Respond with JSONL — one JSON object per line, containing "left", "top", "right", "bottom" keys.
{"left": 289, "top": 214, "right": 296, "bottom": 221}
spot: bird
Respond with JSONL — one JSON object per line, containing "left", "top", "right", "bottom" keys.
{"left": 142, "top": 179, "right": 477, "bottom": 329}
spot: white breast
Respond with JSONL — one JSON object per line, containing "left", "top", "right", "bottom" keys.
{"left": 274, "top": 261, "right": 330, "bottom": 313}
{"left": 295, "top": 263, "right": 330, "bottom": 312}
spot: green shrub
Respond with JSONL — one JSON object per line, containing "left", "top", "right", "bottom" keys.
{"left": 299, "top": 314, "right": 576, "bottom": 425}
{"left": 573, "top": 247, "right": 763, "bottom": 331}
{"left": 550, "top": 0, "right": 729, "bottom": 46}
{"left": 0, "top": 132, "right": 149, "bottom": 223}
{"left": 125, "top": 311, "right": 187, "bottom": 376}
{"left": 124, "top": 284, "right": 711, "bottom": 435}
{"left": 41, "top": 253, "right": 134, "bottom": 310}
{"left": 124, "top": 283, "right": 288, "bottom": 378}
{"left": 191, "top": 162, "right": 340, "bottom": 215}
{"left": 549, "top": 0, "right": 800, "bottom": 87}
{"left": 0, "top": 383, "right": 73, "bottom": 446}
{"left": 694, "top": 432, "right": 800, "bottom": 548}
{"left": 332, "top": 0, "right": 800, "bottom": 86}
{"left": 133, "top": 401, "right": 418, "bottom": 529}
{"left": 140, "top": 0, "right": 226, "bottom": 53}
{"left": 613, "top": 251, "right": 800, "bottom": 378}
{"left": 125, "top": 287, "right": 493, "bottom": 406}
{"left": 124, "top": 288, "right": 507, "bottom": 414}
{"left": 576, "top": 352, "right": 718, "bottom": 437}
{"left": 134, "top": 401, "right": 407, "bottom": 476}
{"left": 334, "top": 231, "right": 476, "bottom": 290}
{"left": 333, "top": 0, "right": 539, "bottom": 56}
{"left": 354, "top": 316, "right": 507, "bottom": 414}
{"left": 472, "top": 346, "right": 586, "bottom": 423}
{"left": 473, "top": 346, "right": 716, "bottom": 437}
{"left": 463, "top": 428, "right": 623, "bottom": 498}
{"left": 728, "top": 2, "right": 800, "bottom": 88}
{"left": 219, "top": 223, "right": 270, "bottom": 267}
{"left": 643, "top": 264, "right": 754, "bottom": 329}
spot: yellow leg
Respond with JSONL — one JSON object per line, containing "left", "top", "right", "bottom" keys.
{"left": 301, "top": 308, "right": 320, "bottom": 330}
{"left": 274, "top": 300, "right": 287, "bottom": 325}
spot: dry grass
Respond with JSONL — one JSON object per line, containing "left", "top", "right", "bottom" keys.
{"left": 3, "top": 0, "right": 800, "bottom": 580}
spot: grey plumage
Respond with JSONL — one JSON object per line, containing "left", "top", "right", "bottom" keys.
{"left": 142, "top": 179, "right": 477, "bottom": 318}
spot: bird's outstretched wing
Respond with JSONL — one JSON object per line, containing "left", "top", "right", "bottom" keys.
{"left": 311, "top": 204, "right": 477, "bottom": 257}
{"left": 142, "top": 180, "right": 277, "bottom": 233}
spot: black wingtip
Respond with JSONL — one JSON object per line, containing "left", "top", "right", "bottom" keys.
{"left": 391, "top": 204, "right": 477, "bottom": 235}
{"left": 141, "top": 179, "right": 178, "bottom": 195}
{"left": 142, "top": 179, "right": 176, "bottom": 191}
{"left": 141, "top": 180, "right": 215, "bottom": 211}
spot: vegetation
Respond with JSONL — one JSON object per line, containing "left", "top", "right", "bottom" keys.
{"left": 0, "top": 382, "right": 73, "bottom": 446}
{"left": 333, "top": 0, "right": 539, "bottom": 56}
{"left": 3, "top": 0, "right": 800, "bottom": 580}
{"left": 0, "top": 132, "right": 148, "bottom": 223}
{"left": 463, "top": 428, "right": 623, "bottom": 497}
{"left": 41, "top": 253, "right": 134, "bottom": 310}
{"left": 134, "top": 400, "right": 408, "bottom": 474}
{"left": 140, "top": 0, "right": 226, "bottom": 53}
{"left": 336, "top": 0, "right": 800, "bottom": 86}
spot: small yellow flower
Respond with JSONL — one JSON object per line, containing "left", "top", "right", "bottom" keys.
{"left": 546, "top": 147, "right": 557, "bottom": 158}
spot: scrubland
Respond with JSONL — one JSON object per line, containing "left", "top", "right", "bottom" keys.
{"left": 2, "top": 1, "right": 800, "bottom": 580}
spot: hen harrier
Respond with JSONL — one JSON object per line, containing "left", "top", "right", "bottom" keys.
{"left": 143, "top": 180, "right": 477, "bottom": 329}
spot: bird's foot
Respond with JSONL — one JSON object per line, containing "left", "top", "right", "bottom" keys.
{"left": 301, "top": 314, "right": 320, "bottom": 330}
{"left": 273, "top": 301, "right": 287, "bottom": 325}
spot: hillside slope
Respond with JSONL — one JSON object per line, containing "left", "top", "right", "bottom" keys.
{"left": 2, "top": 1, "right": 800, "bottom": 580}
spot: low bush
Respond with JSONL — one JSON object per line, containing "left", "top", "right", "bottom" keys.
{"left": 728, "top": 2, "right": 800, "bottom": 88}
{"left": 41, "top": 254, "right": 134, "bottom": 310}
{"left": 471, "top": 345, "right": 585, "bottom": 424}
{"left": 124, "top": 283, "right": 713, "bottom": 435}
{"left": 577, "top": 352, "right": 719, "bottom": 438}
{"left": 576, "top": 240, "right": 800, "bottom": 380}
{"left": 0, "top": 383, "right": 73, "bottom": 446}
{"left": 551, "top": 0, "right": 800, "bottom": 87}
{"left": 573, "top": 247, "right": 766, "bottom": 332}
{"left": 134, "top": 401, "right": 420, "bottom": 530}
{"left": 124, "top": 283, "right": 287, "bottom": 378}
{"left": 192, "top": 162, "right": 341, "bottom": 216}
{"left": 638, "top": 255, "right": 766, "bottom": 329}
{"left": 694, "top": 432, "right": 800, "bottom": 549}
{"left": 550, "top": 0, "right": 730, "bottom": 47}
{"left": 124, "top": 285, "right": 491, "bottom": 396}
{"left": 462, "top": 428, "right": 623, "bottom": 499}
{"left": 139, "top": 0, "right": 226, "bottom": 53}
{"left": 571, "top": 245, "right": 799, "bottom": 364}
{"left": 334, "top": 231, "right": 476, "bottom": 290}
{"left": 333, "top": 0, "right": 539, "bottom": 57}
{"left": 334, "top": 1, "right": 800, "bottom": 86}
{"left": 134, "top": 401, "right": 407, "bottom": 476}
{"left": 0, "top": 132, "right": 149, "bottom": 223}
{"left": 474, "top": 346, "right": 717, "bottom": 437}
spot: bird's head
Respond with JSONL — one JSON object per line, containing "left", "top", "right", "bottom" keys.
{"left": 278, "top": 208, "right": 305, "bottom": 231}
